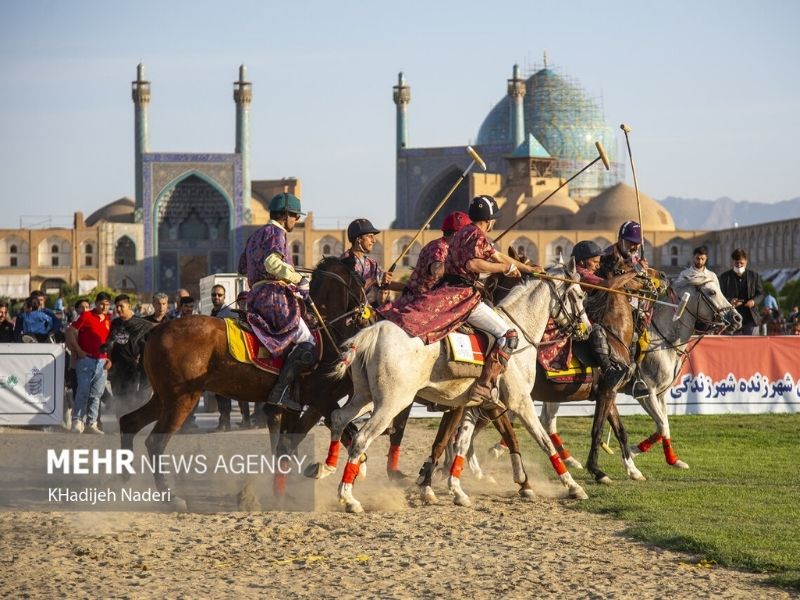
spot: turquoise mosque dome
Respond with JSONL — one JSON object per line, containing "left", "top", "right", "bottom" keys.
{"left": 476, "top": 68, "right": 619, "bottom": 196}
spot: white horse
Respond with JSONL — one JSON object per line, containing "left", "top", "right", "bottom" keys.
{"left": 330, "top": 261, "right": 591, "bottom": 513}
{"left": 538, "top": 268, "right": 742, "bottom": 473}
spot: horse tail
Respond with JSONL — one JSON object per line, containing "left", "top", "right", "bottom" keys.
{"left": 330, "top": 323, "right": 387, "bottom": 381}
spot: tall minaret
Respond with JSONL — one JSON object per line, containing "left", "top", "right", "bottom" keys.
{"left": 393, "top": 72, "right": 410, "bottom": 153}
{"left": 507, "top": 64, "right": 526, "bottom": 147}
{"left": 234, "top": 64, "right": 252, "bottom": 223}
{"left": 132, "top": 63, "right": 150, "bottom": 219}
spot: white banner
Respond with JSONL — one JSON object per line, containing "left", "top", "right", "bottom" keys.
{"left": 0, "top": 344, "right": 65, "bottom": 426}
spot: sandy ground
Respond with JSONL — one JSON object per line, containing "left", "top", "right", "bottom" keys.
{"left": 0, "top": 419, "right": 793, "bottom": 599}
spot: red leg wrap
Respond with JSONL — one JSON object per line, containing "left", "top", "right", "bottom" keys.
{"left": 387, "top": 444, "right": 401, "bottom": 471}
{"left": 342, "top": 461, "right": 360, "bottom": 485}
{"left": 325, "top": 440, "right": 341, "bottom": 468}
{"left": 273, "top": 473, "right": 288, "bottom": 496}
{"left": 450, "top": 455, "right": 466, "bottom": 478}
{"left": 549, "top": 433, "right": 572, "bottom": 460}
{"left": 549, "top": 453, "right": 568, "bottom": 476}
{"left": 663, "top": 438, "right": 678, "bottom": 465}
{"left": 637, "top": 432, "right": 663, "bottom": 453}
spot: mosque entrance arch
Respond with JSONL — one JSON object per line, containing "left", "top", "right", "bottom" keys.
{"left": 415, "top": 166, "right": 471, "bottom": 231}
{"left": 154, "top": 173, "right": 232, "bottom": 294}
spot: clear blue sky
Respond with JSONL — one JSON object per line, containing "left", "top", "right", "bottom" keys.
{"left": 1, "top": 0, "right": 798, "bottom": 230}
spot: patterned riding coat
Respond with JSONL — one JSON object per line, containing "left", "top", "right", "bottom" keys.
{"left": 238, "top": 221, "right": 303, "bottom": 357}
{"left": 379, "top": 223, "right": 494, "bottom": 344}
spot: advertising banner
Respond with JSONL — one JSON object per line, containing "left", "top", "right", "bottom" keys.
{"left": 0, "top": 343, "right": 65, "bottom": 426}
{"left": 550, "top": 336, "right": 800, "bottom": 417}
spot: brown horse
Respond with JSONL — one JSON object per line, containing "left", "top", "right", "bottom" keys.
{"left": 119, "top": 257, "right": 368, "bottom": 496}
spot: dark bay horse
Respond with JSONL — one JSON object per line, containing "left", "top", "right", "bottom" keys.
{"left": 120, "top": 257, "right": 368, "bottom": 496}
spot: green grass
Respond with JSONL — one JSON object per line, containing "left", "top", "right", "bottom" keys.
{"left": 507, "top": 413, "right": 800, "bottom": 591}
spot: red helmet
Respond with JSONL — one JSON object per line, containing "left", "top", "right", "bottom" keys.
{"left": 442, "top": 211, "right": 471, "bottom": 234}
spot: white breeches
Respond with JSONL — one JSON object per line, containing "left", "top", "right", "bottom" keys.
{"left": 294, "top": 318, "right": 316, "bottom": 347}
{"left": 467, "top": 301, "right": 509, "bottom": 339}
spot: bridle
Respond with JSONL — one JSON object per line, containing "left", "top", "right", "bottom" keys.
{"left": 308, "top": 261, "right": 373, "bottom": 351}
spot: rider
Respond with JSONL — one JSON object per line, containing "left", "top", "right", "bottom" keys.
{"left": 571, "top": 240, "right": 628, "bottom": 388}
{"left": 598, "top": 220, "right": 649, "bottom": 279}
{"left": 238, "top": 192, "right": 316, "bottom": 412}
{"left": 380, "top": 196, "right": 538, "bottom": 409}
{"left": 340, "top": 218, "right": 406, "bottom": 303}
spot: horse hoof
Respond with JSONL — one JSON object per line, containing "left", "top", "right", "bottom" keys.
{"left": 518, "top": 488, "right": 535, "bottom": 501}
{"left": 488, "top": 444, "right": 507, "bottom": 460}
{"left": 453, "top": 494, "right": 472, "bottom": 508}
{"left": 597, "top": 475, "right": 613, "bottom": 485}
{"left": 670, "top": 460, "right": 690, "bottom": 469}
{"left": 387, "top": 469, "right": 409, "bottom": 482}
{"left": 167, "top": 496, "right": 188, "bottom": 512}
{"left": 630, "top": 471, "right": 647, "bottom": 481}
{"left": 564, "top": 457, "right": 584, "bottom": 470}
{"left": 304, "top": 462, "right": 336, "bottom": 479}
{"left": 569, "top": 486, "right": 589, "bottom": 500}
{"left": 420, "top": 486, "right": 438, "bottom": 504}
{"left": 345, "top": 501, "right": 364, "bottom": 514}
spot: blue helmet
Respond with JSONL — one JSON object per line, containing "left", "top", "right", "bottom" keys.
{"left": 619, "top": 220, "right": 642, "bottom": 244}
{"left": 572, "top": 240, "right": 603, "bottom": 261}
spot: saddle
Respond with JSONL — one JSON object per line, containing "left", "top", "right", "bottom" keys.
{"left": 224, "top": 318, "right": 322, "bottom": 375}
{"left": 442, "top": 329, "right": 493, "bottom": 379}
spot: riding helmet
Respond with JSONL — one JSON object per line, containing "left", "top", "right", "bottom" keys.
{"left": 347, "top": 218, "right": 380, "bottom": 243}
{"left": 618, "top": 220, "right": 642, "bottom": 244}
{"left": 441, "top": 211, "right": 471, "bottom": 234}
{"left": 571, "top": 240, "right": 603, "bottom": 262}
{"left": 268, "top": 192, "right": 305, "bottom": 216}
{"left": 468, "top": 195, "right": 501, "bottom": 222}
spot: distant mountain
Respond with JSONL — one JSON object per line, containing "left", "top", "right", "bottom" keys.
{"left": 660, "top": 196, "right": 800, "bottom": 230}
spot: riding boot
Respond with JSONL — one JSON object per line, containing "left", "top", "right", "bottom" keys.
{"left": 468, "top": 330, "right": 517, "bottom": 410}
{"left": 266, "top": 342, "right": 316, "bottom": 412}
{"left": 589, "top": 326, "right": 627, "bottom": 390}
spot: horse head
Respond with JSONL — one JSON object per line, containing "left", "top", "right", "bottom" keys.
{"left": 545, "top": 257, "right": 591, "bottom": 340}
{"left": 311, "top": 257, "right": 372, "bottom": 350}
{"left": 671, "top": 270, "right": 742, "bottom": 333}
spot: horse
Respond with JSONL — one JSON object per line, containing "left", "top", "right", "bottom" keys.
{"left": 538, "top": 268, "right": 742, "bottom": 473}
{"left": 119, "top": 256, "right": 370, "bottom": 501}
{"left": 329, "top": 260, "right": 591, "bottom": 513}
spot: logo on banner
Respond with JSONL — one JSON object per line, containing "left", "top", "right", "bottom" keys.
{"left": 0, "top": 375, "right": 19, "bottom": 389}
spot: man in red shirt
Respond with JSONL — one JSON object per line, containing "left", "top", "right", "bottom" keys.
{"left": 66, "top": 292, "right": 112, "bottom": 434}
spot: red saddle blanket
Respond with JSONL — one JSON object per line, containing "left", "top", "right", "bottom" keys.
{"left": 225, "top": 318, "right": 322, "bottom": 375}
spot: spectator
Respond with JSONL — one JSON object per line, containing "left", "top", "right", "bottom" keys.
{"left": 763, "top": 291, "right": 779, "bottom": 313}
{"left": 65, "top": 297, "right": 91, "bottom": 394}
{"left": 30, "top": 290, "right": 62, "bottom": 337}
{"left": 793, "top": 321, "right": 800, "bottom": 336}
{"left": 178, "top": 296, "right": 195, "bottom": 318}
{"left": 718, "top": 249, "right": 764, "bottom": 336}
{"left": 786, "top": 306, "right": 799, "bottom": 324}
{"left": 66, "top": 292, "right": 112, "bottom": 434}
{"left": 105, "top": 294, "right": 154, "bottom": 406}
{"left": 0, "top": 302, "right": 14, "bottom": 343}
{"left": 680, "top": 246, "right": 718, "bottom": 281}
{"left": 209, "top": 285, "right": 250, "bottom": 431}
{"left": 14, "top": 297, "right": 54, "bottom": 342}
{"left": 167, "top": 288, "right": 190, "bottom": 321}
{"left": 145, "top": 292, "right": 170, "bottom": 325}
{"left": 137, "top": 303, "right": 154, "bottom": 317}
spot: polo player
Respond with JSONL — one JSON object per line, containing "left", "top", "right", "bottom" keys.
{"left": 571, "top": 240, "right": 628, "bottom": 388}
{"left": 238, "top": 192, "right": 315, "bottom": 412}
{"left": 340, "top": 218, "right": 405, "bottom": 303}
{"left": 380, "top": 195, "right": 538, "bottom": 409}
{"left": 598, "top": 220, "right": 649, "bottom": 278}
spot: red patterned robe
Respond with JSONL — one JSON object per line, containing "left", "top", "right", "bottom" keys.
{"left": 379, "top": 224, "right": 494, "bottom": 344}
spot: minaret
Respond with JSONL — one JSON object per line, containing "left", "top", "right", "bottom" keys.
{"left": 507, "top": 64, "right": 526, "bottom": 147}
{"left": 131, "top": 63, "right": 150, "bottom": 219}
{"left": 393, "top": 72, "right": 410, "bottom": 153}
{"left": 234, "top": 64, "right": 252, "bottom": 222}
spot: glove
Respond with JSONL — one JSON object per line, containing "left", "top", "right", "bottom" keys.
{"left": 297, "top": 276, "right": 311, "bottom": 297}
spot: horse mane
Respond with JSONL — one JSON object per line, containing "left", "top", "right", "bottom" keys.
{"left": 497, "top": 277, "right": 540, "bottom": 308}
{"left": 311, "top": 256, "right": 356, "bottom": 295}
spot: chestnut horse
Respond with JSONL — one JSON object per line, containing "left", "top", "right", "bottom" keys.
{"left": 119, "top": 257, "right": 368, "bottom": 497}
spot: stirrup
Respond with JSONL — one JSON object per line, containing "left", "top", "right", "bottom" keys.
{"left": 266, "top": 386, "right": 302, "bottom": 413}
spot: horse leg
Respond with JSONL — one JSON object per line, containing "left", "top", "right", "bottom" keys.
{"left": 417, "top": 407, "right": 464, "bottom": 504}
{"left": 540, "top": 401, "right": 583, "bottom": 470}
{"left": 311, "top": 394, "right": 373, "bottom": 481}
{"left": 512, "top": 399, "right": 588, "bottom": 500}
{"left": 587, "top": 388, "right": 614, "bottom": 485}
{"left": 607, "top": 403, "right": 645, "bottom": 481}
{"left": 119, "top": 392, "right": 162, "bottom": 455}
{"left": 386, "top": 403, "right": 413, "bottom": 481}
{"left": 634, "top": 388, "right": 687, "bottom": 468}
{"left": 143, "top": 391, "right": 200, "bottom": 511}
{"left": 338, "top": 399, "right": 407, "bottom": 514}
{"left": 489, "top": 410, "right": 534, "bottom": 500}
{"left": 265, "top": 404, "right": 283, "bottom": 454}
{"left": 447, "top": 409, "right": 479, "bottom": 507}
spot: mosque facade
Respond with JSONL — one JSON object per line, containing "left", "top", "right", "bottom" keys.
{"left": 1, "top": 62, "right": 798, "bottom": 300}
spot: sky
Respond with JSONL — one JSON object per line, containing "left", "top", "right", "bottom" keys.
{"left": 1, "top": 0, "right": 799, "bottom": 230}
